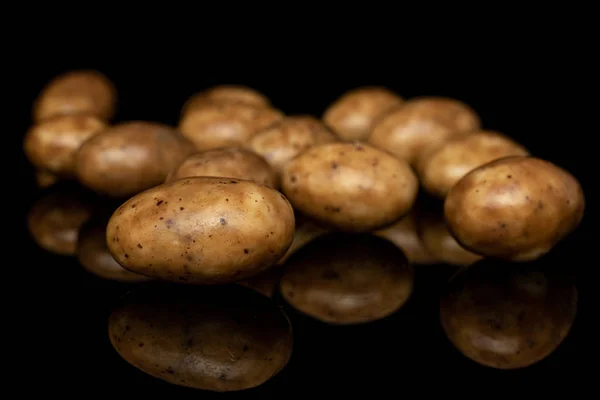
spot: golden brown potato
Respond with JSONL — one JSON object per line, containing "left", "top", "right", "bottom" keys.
{"left": 77, "top": 216, "right": 151, "bottom": 282}
{"left": 368, "top": 96, "right": 481, "bottom": 166}
{"left": 33, "top": 70, "right": 117, "bottom": 122}
{"left": 179, "top": 102, "right": 284, "bottom": 151}
{"left": 281, "top": 142, "right": 419, "bottom": 232}
{"left": 417, "top": 130, "right": 530, "bottom": 198}
{"left": 237, "top": 267, "right": 282, "bottom": 297}
{"left": 248, "top": 115, "right": 339, "bottom": 181}
{"left": 280, "top": 233, "right": 413, "bottom": 324}
{"left": 444, "top": 156, "right": 585, "bottom": 261}
{"left": 108, "top": 284, "right": 293, "bottom": 391}
{"left": 181, "top": 85, "right": 271, "bottom": 116}
{"left": 106, "top": 177, "right": 295, "bottom": 284}
{"left": 27, "top": 185, "right": 97, "bottom": 255}
{"left": 373, "top": 210, "right": 438, "bottom": 265}
{"left": 276, "top": 212, "right": 330, "bottom": 265}
{"left": 35, "top": 170, "right": 59, "bottom": 188}
{"left": 75, "top": 121, "right": 196, "bottom": 198}
{"left": 24, "top": 114, "right": 107, "bottom": 177}
{"left": 323, "top": 87, "right": 403, "bottom": 141}
{"left": 165, "top": 147, "right": 276, "bottom": 188}
{"left": 440, "top": 258, "right": 577, "bottom": 369}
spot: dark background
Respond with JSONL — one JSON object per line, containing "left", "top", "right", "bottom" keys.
{"left": 11, "top": 33, "right": 594, "bottom": 397}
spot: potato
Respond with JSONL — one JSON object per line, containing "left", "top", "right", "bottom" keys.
{"left": 417, "top": 130, "right": 530, "bottom": 198}
{"left": 368, "top": 96, "right": 481, "bottom": 166}
{"left": 323, "top": 87, "right": 403, "bottom": 141}
{"left": 181, "top": 85, "right": 271, "bottom": 116}
{"left": 165, "top": 147, "right": 276, "bottom": 188}
{"left": 106, "top": 177, "right": 295, "bottom": 284}
{"left": 36, "top": 170, "right": 59, "bottom": 188}
{"left": 77, "top": 215, "right": 151, "bottom": 282}
{"left": 440, "top": 258, "right": 577, "bottom": 369}
{"left": 108, "top": 284, "right": 293, "bottom": 391}
{"left": 281, "top": 142, "right": 418, "bottom": 232}
{"left": 75, "top": 121, "right": 196, "bottom": 198}
{"left": 27, "top": 185, "right": 97, "bottom": 255}
{"left": 247, "top": 115, "right": 339, "bottom": 181}
{"left": 444, "top": 156, "right": 585, "bottom": 261}
{"left": 179, "top": 102, "right": 284, "bottom": 151}
{"left": 33, "top": 70, "right": 116, "bottom": 122}
{"left": 373, "top": 210, "right": 438, "bottom": 265}
{"left": 24, "top": 114, "right": 107, "bottom": 177}
{"left": 276, "top": 212, "right": 329, "bottom": 265}
{"left": 237, "top": 267, "right": 282, "bottom": 297}
{"left": 280, "top": 233, "right": 413, "bottom": 324}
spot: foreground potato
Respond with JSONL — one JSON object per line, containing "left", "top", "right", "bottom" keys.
{"left": 75, "top": 121, "right": 196, "bottom": 198}
{"left": 440, "top": 259, "right": 577, "bottom": 369}
{"left": 179, "top": 102, "right": 284, "bottom": 151}
{"left": 107, "top": 177, "right": 295, "bottom": 284}
{"left": 109, "top": 284, "right": 293, "bottom": 391}
{"left": 165, "top": 147, "right": 276, "bottom": 188}
{"left": 368, "top": 97, "right": 480, "bottom": 166}
{"left": 417, "top": 130, "right": 530, "bottom": 198}
{"left": 444, "top": 156, "right": 585, "bottom": 261}
{"left": 33, "top": 70, "right": 116, "bottom": 122}
{"left": 182, "top": 85, "right": 271, "bottom": 116}
{"left": 280, "top": 233, "right": 413, "bottom": 324}
{"left": 323, "top": 87, "right": 403, "bottom": 141}
{"left": 77, "top": 216, "right": 151, "bottom": 282}
{"left": 248, "top": 115, "right": 339, "bottom": 181}
{"left": 24, "top": 114, "right": 107, "bottom": 177}
{"left": 281, "top": 142, "right": 418, "bottom": 232}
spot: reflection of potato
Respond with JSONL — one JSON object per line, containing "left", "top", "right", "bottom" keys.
{"left": 109, "top": 284, "right": 293, "bottom": 391}
{"left": 181, "top": 85, "right": 271, "bottom": 116}
{"left": 280, "top": 233, "right": 413, "bottom": 324}
{"left": 276, "top": 212, "right": 329, "bottom": 265}
{"left": 440, "top": 259, "right": 577, "bottom": 369}
{"left": 237, "top": 267, "right": 282, "bottom": 297}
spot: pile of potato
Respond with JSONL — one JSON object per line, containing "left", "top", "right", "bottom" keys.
{"left": 24, "top": 71, "right": 585, "bottom": 389}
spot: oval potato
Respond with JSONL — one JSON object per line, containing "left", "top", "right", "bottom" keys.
{"left": 33, "top": 70, "right": 116, "bottom": 122}
{"left": 182, "top": 85, "right": 271, "bottom": 116}
{"left": 165, "top": 147, "right": 276, "bottom": 188}
{"left": 281, "top": 142, "right": 418, "bottom": 232}
{"left": 75, "top": 121, "right": 196, "bottom": 198}
{"left": 444, "top": 156, "right": 585, "bottom": 261}
{"left": 24, "top": 114, "right": 107, "bottom": 177}
{"left": 106, "top": 177, "right": 295, "bottom": 284}
{"left": 417, "top": 130, "right": 530, "bottom": 198}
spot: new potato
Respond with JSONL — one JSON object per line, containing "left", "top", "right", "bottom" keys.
{"left": 106, "top": 177, "right": 295, "bottom": 284}
{"left": 182, "top": 85, "right": 271, "bottom": 116}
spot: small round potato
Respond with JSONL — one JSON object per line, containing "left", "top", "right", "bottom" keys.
{"left": 323, "top": 86, "right": 403, "bottom": 141}
{"left": 179, "top": 102, "right": 284, "bottom": 151}
{"left": 444, "top": 156, "right": 585, "bottom": 261}
{"left": 248, "top": 115, "right": 339, "bottom": 181}
{"left": 280, "top": 233, "right": 413, "bottom": 324}
{"left": 165, "top": 147, "right": 276, "bottom": 188}
{"left": 417, "top": 130, "right": 530, "bottom": 198}
{"left": 108, "top": 284, "right": 293, "bottom": 391}
{"left": 24, "top": 114, "right": 107, "bottom": 177}
{"left": 181, "top": 85, "right": 271, "bottom": 116}
{"left": 440, "top": 258, "right": 577, "bottom": 369}
{"left": 33, "top": 70, "right": 117, "bottom": 122}
{"left": 35, "top": 170, "right": 59, "bottom": 188}
{"left": 75, "top": 121, "right": 196, "bottom": 198}
{"left": 276, "top": 212, "right": 330, "bottom": 265}
{"left": 77, "top": 216, "right": 151, "bottom": 282}
{"left": 106, "top": 177, "right": 295, "bottom": 284}
{"left": 281, "top": 142, "right": 419, "bottom": 232}
{"left": 368, "top": 96, "right": 481, "bottom": 166}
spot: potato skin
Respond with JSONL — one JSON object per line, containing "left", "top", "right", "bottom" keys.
{"left": 165, "top": 147, "right": 276, "bottom": 188}
{"left": 368, "top": 97, "right": 480, "bottom": 166}
{"left": 248, "top": 115, "right": 339, "bottom": 181}
{"left": 281, "top": 142, "right": 418, "bottom": 232}
{"left": 280, "top": 233, "right": 413, "bottom": 324}
{"left": 417, "top": 130, "right": 530, "bottom": 198}
{"left": 179, "top": 102, "right": 284, "bottom": 151}
{"left": 106, "top": 177, "right": 295, "bottom": 284}
{"left": 323, "top": 87, "right": 403, "bottom": 141}
{"left": 24, "top": 114, "right": 107, "bottom": 177}
{"left": 182, "top": 85, "right": 271, "bottom": 116}
{"left": 444, "top": 156, "right": 585, "bottom": 261}
{"left": 108, "top": 284, "right": 293, "bottom": 391}
{"left": 33, "top": 70, "right": 116, "bottom": 122}
{"left": 75, "top": 121, "right": 196, "bottom": 198}
{"left": 440, "top": 259, "right": 577, "bottom": 369}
